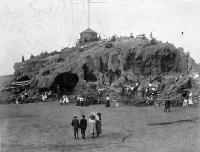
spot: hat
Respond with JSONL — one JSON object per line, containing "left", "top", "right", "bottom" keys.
{"left": 89, "top": 113, "right": 96, "bottom": 120}
{"left": 73, "top": 115, "right": 77, "bottom": 118}
{"left": 97, "top": 112, "right": 101, "bottom": 116}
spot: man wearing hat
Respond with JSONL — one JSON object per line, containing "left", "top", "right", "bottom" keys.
{"left": 105, "top": 95, "right": 110, "bottom": 107}
{"left": 71, "top": 115, "right": 80, "bottom": 139}
{"left": 164, "top": 95, "right": 171, "bottom": 112}
{"left": 79, "top": 115, "right": 87, "bottom": 139}
{"left": 96, "top": 112, "right": 102, "bottom": 137}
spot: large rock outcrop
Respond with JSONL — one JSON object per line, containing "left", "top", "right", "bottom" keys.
{"left": 13, "top": 38, "right": 198, "bottom": 96}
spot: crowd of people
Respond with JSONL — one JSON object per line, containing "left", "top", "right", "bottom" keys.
{"left": 183, "top": 92, "right": 194, "bottom": 107}
{"left": 59, "top": 95, "right": 69, "bottom": 105}
{"left": 14, "top": 82, "right": 197, "bottom": 115}
{"left": 144, "top": 83, "right": 158, "bottom": 105}
{"left": 41, "top": 91, "right": 52, "bottom": 102}
{"left": 15, "top": 92, "right": 29, "bottom": 104}
{"left": 71, "top": 112, "right": 102, "bottom": 139}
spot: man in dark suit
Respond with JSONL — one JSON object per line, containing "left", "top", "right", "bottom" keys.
{"left": 164, "top": 95, "right": 171, "bottom": 112}
{"left": 105, "top": 95, "right": 110, "bottom": 107}
{"left": 79, "top": 115, "right": 87, "bottom": 139}
{"left": 71, "top": 115, "right": 79, "bottom": 139}
{"left": 96, "top": 112, "right": 102, "bottom": 137}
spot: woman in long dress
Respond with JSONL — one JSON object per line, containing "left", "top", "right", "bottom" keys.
{"left": 63, "top": 95, "right": 69, "bottom": 104}
{"left": 89, "top": 113, "right": 96, "bottom": 138}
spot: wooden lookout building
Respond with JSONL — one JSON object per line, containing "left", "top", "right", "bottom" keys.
{"left": 79, "top": 28, "right": 98, "bottom": 43}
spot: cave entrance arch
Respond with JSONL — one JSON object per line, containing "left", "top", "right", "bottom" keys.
{"left": 53, "top": 72, "right": 79, "bottom": 94}
{"left": 17, "top": 76, "right": 30, "bottom": 81}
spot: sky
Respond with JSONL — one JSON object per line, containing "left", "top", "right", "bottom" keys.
{"left": 0, "top": 0, "right": 200, "bottom": 75}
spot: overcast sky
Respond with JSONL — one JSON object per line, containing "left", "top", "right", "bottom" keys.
{"left": 0, "top": 0, "right": 200, "bottom": 76}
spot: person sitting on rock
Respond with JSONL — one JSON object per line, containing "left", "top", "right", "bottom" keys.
{"left": 24, "top": 92, "right": 29, "bottom": 103}
{"left": 183, "top": 99, "right": 188, "bottom": 107}
{"left": 41, "top": 92, "right": 47, "bottom": 102}
{"left": 15, "top": 98, "right": 19, "bottom": 104}
{"left": 21, "top": 94, "right": 25, "bottom": 104}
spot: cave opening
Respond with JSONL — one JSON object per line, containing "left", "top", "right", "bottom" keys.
{"left": 52, "top": 72, "right": 79, "bottom": 94}
{"left": 17, "top": 76, "right": 30, "bottom": 81}
{"left": 82, "top": 64, "right": 97, "bottom": 82}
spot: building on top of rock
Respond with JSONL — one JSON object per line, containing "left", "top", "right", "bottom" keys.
{"left": 136, "top": 34, "right": 147, "bottom": 40}
{"left": 79, "top": 28, "right": 98, "bottom": 43}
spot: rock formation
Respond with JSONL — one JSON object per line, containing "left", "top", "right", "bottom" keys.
{"left": 13, "top": 38, "right": 199, "bottom": 101}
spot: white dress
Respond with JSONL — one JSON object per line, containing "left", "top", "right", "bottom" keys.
{"left": 183, "top": 99, "right": 188, "bottom": 107}
{"left": 42, "top": 94, "right": 47, "bottom": 101}
{"left": 65, "top": 96, "right": 69, "bottom": 103}
{"left": 116, "top": 102, "right": 120, "bottom": 107}
{"left": 89, "top": 118, "right": 96, "bottom": 135}
{"left": 188, "top": 98, "right": 193, "bottom": 105}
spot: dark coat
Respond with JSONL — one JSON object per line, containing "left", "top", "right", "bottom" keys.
{"left": 165, "top": 100, "right": 170, "bottom": 107}
{"left": 71, "top": 118, "right": 79, "bottom": 129}
{"left": 105, "top": 100, "right": 110, "bottom": 107}
{"left": 96, "top": 120, "right": 102, "bottom": 134}
{"left": 79, "top": 118, "right": 87, "bottom": 129}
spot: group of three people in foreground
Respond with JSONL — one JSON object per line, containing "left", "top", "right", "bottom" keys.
{"left": 71, "top": 113, "right": 102, "bottom": 139}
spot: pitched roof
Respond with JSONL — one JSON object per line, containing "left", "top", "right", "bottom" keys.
{"left": 80, "top": 28, "right": 97, "bottom": 34}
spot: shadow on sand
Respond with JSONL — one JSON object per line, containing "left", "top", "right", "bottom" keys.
{"left": 148, "top": 117, "right": 200, "bottom": 126}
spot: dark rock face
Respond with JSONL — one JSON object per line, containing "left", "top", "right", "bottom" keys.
{"left": 13, "top": 38, "right": 197, "bottom": 95}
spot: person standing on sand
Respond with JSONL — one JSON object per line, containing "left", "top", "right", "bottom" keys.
{"left": 57, "top": 85, "right": 62, "bottom": 101}
{"left": 89, "top": 113, "right": 96, "bottom": 138}
{"left": 164, "top": 95, "right": 171, "bottom": 112}
{"left": 80, "top": 96, "right": 84, "bottom": 106}
{"left": 71, "top": 115, "right": 79, "bottom": 139}
{"left": 105, "top": 95, "right": 110, "bottom": 107}
{"left": 96, "top": 112, "right": 102, "bottom": 137}
{"left": 79, "top": 115, "right": 87, "bottom": 139}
